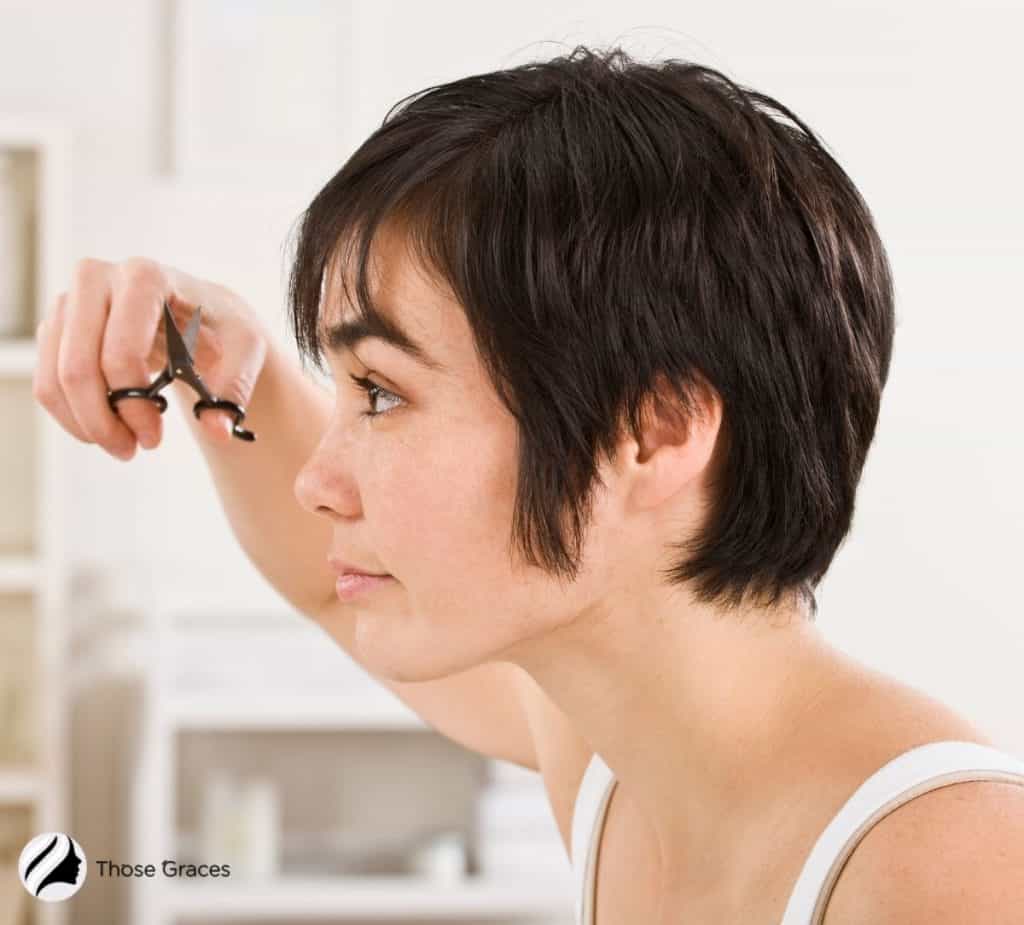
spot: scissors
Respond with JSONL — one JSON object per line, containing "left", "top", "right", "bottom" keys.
{"left": 106, "top": 301, "right": 256, "bottom": 442}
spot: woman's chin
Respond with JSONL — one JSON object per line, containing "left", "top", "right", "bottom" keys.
{"left": 356, "top": 624, "right": 490, "bottom": 684}
{"left": 351, "top": 615, "right": 443, "bottom": 682}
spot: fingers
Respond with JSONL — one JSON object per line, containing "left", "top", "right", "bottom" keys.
{"left": 32, "top": 296, "right": 93, "bottom": 444}
{"left": 104, "top": 261, "right": 171, "bottom": 449}
{"left": 57, "top": 258, "right": 138, "bottom": 460}
{"left": 35, "top": 254, "right": 266, "bottom": 456}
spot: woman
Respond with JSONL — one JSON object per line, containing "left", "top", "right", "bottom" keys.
{"left": 35, "top": 45, "right": 1024, "bottom": 923}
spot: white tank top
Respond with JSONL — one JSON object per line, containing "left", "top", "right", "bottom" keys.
{"left": 570, "top": 739, "right": 1024, "bottom": 925}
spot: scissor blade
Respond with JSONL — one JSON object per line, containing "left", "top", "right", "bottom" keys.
{"left": 164, "top": 302, "right": 197, "bottom": 371}
{"left": 182, "top": 304, "right": 201, "bottom": 356}
{"left": 162, "top": 301, "right": 216, "bottom": 403}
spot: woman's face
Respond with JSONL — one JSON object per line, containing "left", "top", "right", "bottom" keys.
{"left": 293, "top": 225, "right": 623, "bottom": 683}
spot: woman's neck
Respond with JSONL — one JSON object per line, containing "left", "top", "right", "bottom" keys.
{"left": 510, "top": 581, "right": 846, "bottom": 888}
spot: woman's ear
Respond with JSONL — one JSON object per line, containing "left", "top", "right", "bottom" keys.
{"left": 620, "top": 376, "right": 723, "bottom": 513}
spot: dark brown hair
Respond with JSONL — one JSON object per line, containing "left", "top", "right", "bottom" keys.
{"left": 286, "top": 45, "right": 897, "bottom": 621}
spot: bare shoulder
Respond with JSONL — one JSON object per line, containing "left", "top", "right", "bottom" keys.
{"left": 822, "top": 771, "right": 1024, "bottom": 925}
{"left": 818, "top": 655, "right": 1024, "bottom": 921}
{"left": 813, "top": 656, "right": 1024, "bottom": 925}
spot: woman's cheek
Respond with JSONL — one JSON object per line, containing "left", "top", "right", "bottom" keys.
{"left": 365, "top": 429, "right": 448, "bottom": 521}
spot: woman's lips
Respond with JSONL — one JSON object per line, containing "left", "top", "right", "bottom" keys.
{"left": 335, "top": 572, "right": 394, "bottom": 600}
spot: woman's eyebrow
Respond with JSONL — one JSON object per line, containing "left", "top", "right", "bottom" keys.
{"left": 321, "top": 308, "right": 447, "bottom": 374}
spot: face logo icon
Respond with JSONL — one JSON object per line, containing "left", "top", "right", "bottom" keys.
{"left": 18, "top": 832, "right": 87, "bottom": 901}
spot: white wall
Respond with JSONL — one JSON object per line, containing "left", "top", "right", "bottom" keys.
{"left": 2, "top": 0, "right": 1021, "bottom": 746}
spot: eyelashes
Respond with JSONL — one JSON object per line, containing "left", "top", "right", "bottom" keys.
{"left": 347, "top": 373, "right": 403, "bottom": 419}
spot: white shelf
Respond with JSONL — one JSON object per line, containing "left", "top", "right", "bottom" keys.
{"left": 164, "top": 691, "right": 429, "bottom": 732}
{"left": 0, "top": 338, "right": 37, "bottom": 376}
{"left": 164, "top": 874, "right": 573, "bottom": 920}
{"left": 0, "top": 113, "right": 72, "bottom": 925}
{"left": 0, "top": 114, "right": 68, "bottom": 148}
{"left": 0, "top": 553, "right": 37, "bottom": 592}
{"left": 0, "top": 768, "right": 40, "bottom": 804}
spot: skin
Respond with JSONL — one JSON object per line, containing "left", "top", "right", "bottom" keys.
{"left": 291, "top": 220, "right": 990, "bottom": 916}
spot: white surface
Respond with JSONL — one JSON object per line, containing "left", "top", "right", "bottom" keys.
{"left": 0, "top": 553, "right": 36, "bottom": 592}
{"left": 0, "top": 338, "right": 36, "bottom": 376}
{"left": 164, "top": 874, "right": 574, "bottom": 919}
{"left": 0, "top": 770, "right": 39, "bottom": 805}
{"left": 164, "top": 691, "right": 427, "bottom": 731}
{"left": 171, "top": 0, "right": 352, "bottom": 178}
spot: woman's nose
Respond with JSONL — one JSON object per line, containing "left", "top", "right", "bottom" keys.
{"left": 293, "top": 428, "right": 360, "bottom": 519}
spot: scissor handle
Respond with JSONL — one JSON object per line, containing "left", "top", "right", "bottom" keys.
{"left": 108, "top": 366, "right": 173, "bottom": 416}
{"left": 108, "top": 388, "right": 169, "bottom": 415}
{"left": 193, "top": 397, "right": 256, "bottom": 442}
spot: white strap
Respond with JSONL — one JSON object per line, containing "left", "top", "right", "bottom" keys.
{"left": 571, "top": 752, "right": 617, "bottom": 925}
{"left": 779, "top": 740, "right": 1024, "bottom": 925}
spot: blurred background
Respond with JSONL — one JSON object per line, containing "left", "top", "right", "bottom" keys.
{"left": 0, "top": 1, "right": 1021, "bottom": 924}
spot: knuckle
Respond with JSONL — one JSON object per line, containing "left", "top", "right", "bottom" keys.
{"left": 72, "top": 257, "right": 106, "bottom": 283}
{"left": 117, "top": 257, "right": 164, "bottom": 291}
{"left": 221, "top": 371, "right": 255, "bottom": 404}
{"left": 100, "top": 352, "right": 144, "bottom": 384}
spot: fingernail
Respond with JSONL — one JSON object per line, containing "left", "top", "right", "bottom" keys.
{"left": 139, "top": 431, "right": 156, "bottom": 449}
{"left": 116, "top": 444, "right": 135, "bottom": 461}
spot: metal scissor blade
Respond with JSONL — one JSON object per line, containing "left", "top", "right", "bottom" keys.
{"left": 182, "top": 304, "right": 201, "bottom": 356}
{"left": 163, "top": 302, "right": 215, "bottom": 402}
{"left": 163, "top": 302, "right": 197, "bottom": 371}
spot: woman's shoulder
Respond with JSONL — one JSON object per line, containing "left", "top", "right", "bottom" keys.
{"left": 803, "top": 696, "right": 1024, "bottom": 924}
{"left": 821, "top": 650, "right": 997, "bottom": 753}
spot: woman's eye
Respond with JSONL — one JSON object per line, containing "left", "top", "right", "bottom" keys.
{"left": 347, "top": 373, "right": 403, "bottom": 419}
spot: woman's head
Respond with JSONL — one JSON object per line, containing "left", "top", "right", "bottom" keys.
{"left": 288, "top": 45, "right": 895, "bottom": 682}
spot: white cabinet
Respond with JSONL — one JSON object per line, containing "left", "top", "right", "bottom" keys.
{"left": 130, "top": 607, "right": 574, "bottom": 925}
{"left": 0, "top": 115, "right": 71, "bottom": 925}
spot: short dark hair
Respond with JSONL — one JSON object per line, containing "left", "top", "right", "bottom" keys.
{"left": 286, "top": 45, "right": 896, "bottom": 622}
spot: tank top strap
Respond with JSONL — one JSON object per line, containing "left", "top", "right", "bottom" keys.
{"left": 779, "top": 739, "right": 1024, "bottom": 925}
{"left": 571, "top": 751, "right": 617, "bottom": 925}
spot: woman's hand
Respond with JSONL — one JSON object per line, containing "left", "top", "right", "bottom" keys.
{"left": 32, "top": 257, "right": 270, "bottom": 460}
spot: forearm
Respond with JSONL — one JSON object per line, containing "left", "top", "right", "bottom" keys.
{"left": 171, "top": 337, "right": 336, "bottom": 617}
